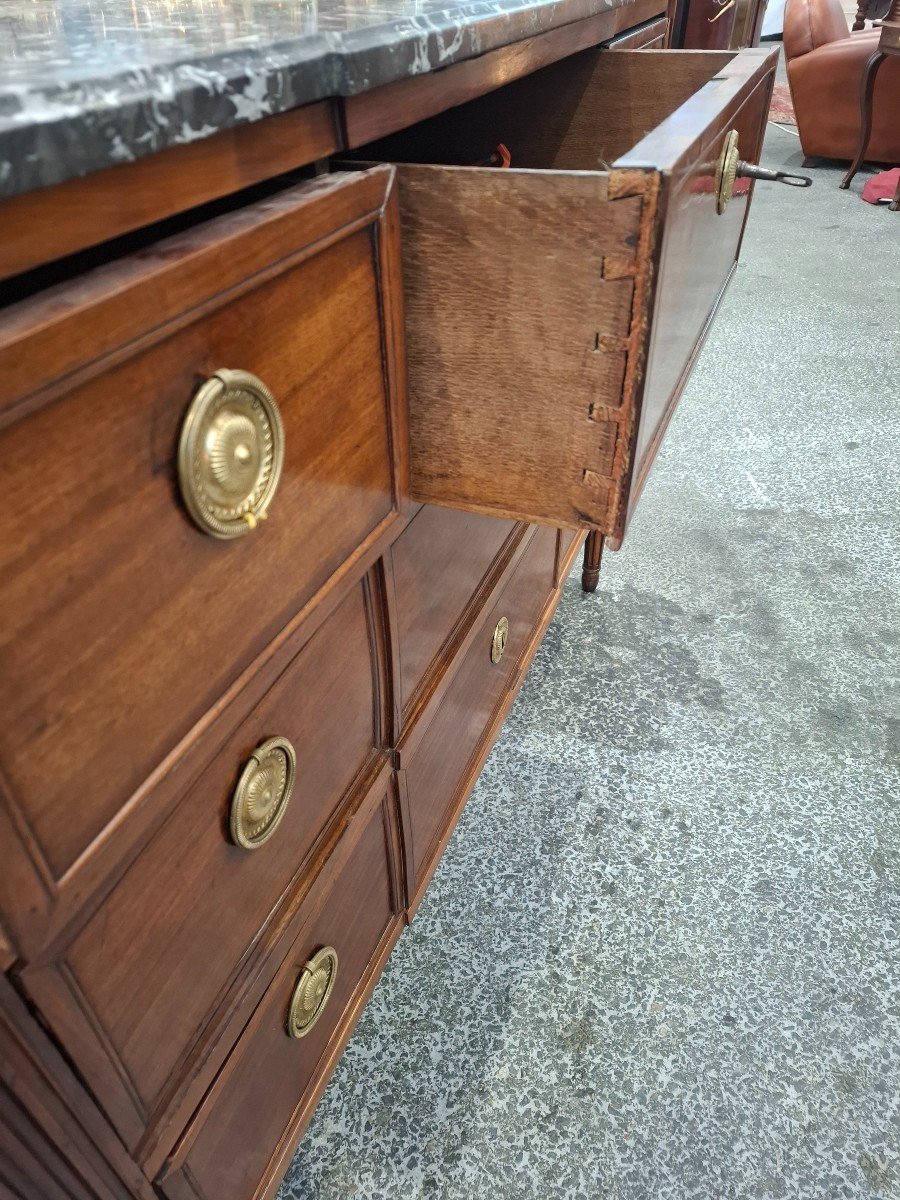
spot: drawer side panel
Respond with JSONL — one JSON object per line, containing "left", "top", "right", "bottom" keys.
{"left": 399, "top": 166, "right": 646, "bottom": 529}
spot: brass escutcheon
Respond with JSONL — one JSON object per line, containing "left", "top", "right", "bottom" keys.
{"left": 178, "top": 368, "right": 285, "bottom": 539}
{"left": 229, "top": 736, "right": 296, "bottom": 850}
{"left": 491, "top": 616, "right": 509, "bottom": 664}
{"left": 714, "top": 129, "right": 740, "bottom": 215}
{"left": 287, "top": 947, "right": 338, "bottom": 1039}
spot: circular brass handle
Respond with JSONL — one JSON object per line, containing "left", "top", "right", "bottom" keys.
{"left": 715, "top": 129, "right": 740, "bottom": 215}
{"left": 287, "top": 947, "right": 338, "bottom": 1039}
{"left": 229, "top": 736, "right": 296, "bottom": 850}
{"left": 178, "top": 368, "right": 285, "bottom": 539}
{"left": 491, "top": 616, "right": 509, "bottom": 664}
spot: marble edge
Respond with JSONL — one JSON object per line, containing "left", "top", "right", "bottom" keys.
{"left": 0, "top": 0, "right": 632, "bottom": 200}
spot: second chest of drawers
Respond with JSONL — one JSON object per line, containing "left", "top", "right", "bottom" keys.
{"left": 396, "top": 523, "right": 560, "bottom": 908}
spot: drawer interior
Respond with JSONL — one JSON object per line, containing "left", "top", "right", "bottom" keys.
{"left": 350, "top": 48, "right": 776, "bottom": 537}
{"left": 355, "top": 47, "right": 735, "bottom": 172}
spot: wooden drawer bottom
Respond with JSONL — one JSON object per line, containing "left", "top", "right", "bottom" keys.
{"left": 158, "top": 766, "right": 402, "bottom": 1200}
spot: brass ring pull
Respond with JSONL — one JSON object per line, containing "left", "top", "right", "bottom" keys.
{"left": 178, "top": 368, "right": 285, "bottom": 539}
{"left": 229, "top": 736, "right": 296, "bottom": 850}
{"left": 491, "top": 616, "right": 509, "bottom": 664}
{"left": 287, "top": 947, "right": 338, "bottom": 1039}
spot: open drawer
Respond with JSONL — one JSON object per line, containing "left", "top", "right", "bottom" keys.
{"left": 354, "top": 47, "right": 777, "bottom": 539}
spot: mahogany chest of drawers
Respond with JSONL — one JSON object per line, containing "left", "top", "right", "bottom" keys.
{"left": 0, "top": 6, "right": 776, "bottom": 1196}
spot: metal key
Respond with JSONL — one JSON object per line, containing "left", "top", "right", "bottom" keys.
{"left": 737, "top": 162, "right": 813, "bottom": 187}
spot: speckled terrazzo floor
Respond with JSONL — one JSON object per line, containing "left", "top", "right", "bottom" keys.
{"left": 277, "top": 122, "right": 900, "bottom": 1199}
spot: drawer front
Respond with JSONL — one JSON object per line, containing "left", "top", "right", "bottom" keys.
{"left": 399, "top": 525, "right": 557, "bottom": 899}
{"left": 159, "top": 773, "right": 402, "bottom": 1200}
{"left": 390, "top": 505, "right": 521, "bottom": 718}
{"left": 18, "top": 581, "right": 383, "bottom": 1153}
{"left": 0, "top": 977, "right": 149, "bottom": 1200}
{"left": 0, "top": 167, "right": 407, "bottom": 946}
{"left": 612, "top": 49, "right": 775, "bottom": 538}
{"left": 602, "top": 15, "right": 669, "bottom": 47}
{"left": 555, "top": 528, "right": 586, "bottom": 585}
{"left": 361, "top": 47, "right": 775, "bottom": 538}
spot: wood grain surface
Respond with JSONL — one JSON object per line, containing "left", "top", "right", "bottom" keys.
{"left": 0, "top": 167, "right": 409, "bottom": 956}
{"left": 603, "top": 15, "right": 671, "bottom": 46}
{"left": 395, "top": 165, "right": 648, "bottom": 528}
{"left": 19, "top": 583, "right": 384, "bottom": 1155}
{"left": 157, "top": 773, "right": 402, "bottom": 1200}
{"left": 0, "top": 103, "right": 340, "bottom": 285}
{"left": 355, "top": 48, "right": 774, "bottom": 540}
{"left": 398, "top": 525, "right": 557, "bottom": 893}
{"left": 0, "top": 976, "right": 155, "bottom": 1200}
{"left": 389, "top": 506, "right": 521, "bottom": 718}
{"left": 612, "top": 47, "right": 777, "bottom": 538}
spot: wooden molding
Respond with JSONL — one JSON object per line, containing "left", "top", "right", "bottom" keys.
{"left": 0, "top": 102, "right": 340, "bottom": 285}
{"left": 342, "top": 0, "right": 668, "bottom": 148}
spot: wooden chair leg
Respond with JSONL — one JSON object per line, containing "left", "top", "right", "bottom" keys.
{"left": 852, "top": 0, "right": 868, "bottom": 29}
{"left": 581, "top": 531, "right": 604, "bottom": 593}
{"left": 841, "top": 50, "right": 885, "bottom": 189}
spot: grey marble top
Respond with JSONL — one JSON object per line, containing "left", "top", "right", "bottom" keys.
{"left": 0, "top": 0, "right": 636, "bottom": 200}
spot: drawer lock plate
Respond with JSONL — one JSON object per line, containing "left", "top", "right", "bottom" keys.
{"left": 716, "top": 129, "right": 812, "bottom": 214}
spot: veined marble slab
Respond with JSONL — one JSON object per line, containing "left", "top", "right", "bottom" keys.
{"left": 0, "top": 0, "right": 637, "bottom": 198}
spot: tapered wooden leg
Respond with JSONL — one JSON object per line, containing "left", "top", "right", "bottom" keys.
{"left": 852, "top": 0, "right": 867, "bottom": 30}
{"left": 581, "top": 531, "right": 604, "bottom": 593}
{"left": 841, "top": 51, "right": 885, "bottom": 189}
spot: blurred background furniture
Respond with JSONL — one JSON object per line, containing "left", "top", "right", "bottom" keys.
{"left": 682, "top": 0, "right": 740, "bottom": 47}
{"left": 731, "top": 0, "right": 771, "bottom": 44}
{"left": 784, "top": 0, "right": 900, "bottom": 164}
{"left": 841, "top": 0, "right": 900, "bottom": 193}
{"left": 667, "top": 0, "right": 768, "bottom": 48}
{"left": 852, "top": 0, "right": 891, "bottom": 30}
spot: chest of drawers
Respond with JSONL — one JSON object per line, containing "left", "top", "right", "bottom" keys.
{"left": 0, "top": 168, "right": 407, "bottom": 957}
{"left": 0, "top": 8, "right": 777, "bottom": 1196}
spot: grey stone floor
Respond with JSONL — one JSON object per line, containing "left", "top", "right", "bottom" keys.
{"left": 278, "top": 124, "right": 900, "bottom": 1199}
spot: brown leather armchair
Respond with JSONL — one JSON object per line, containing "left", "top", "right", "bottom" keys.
{"left": 784, "top": 0, "right": 900, "bottom": 163}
